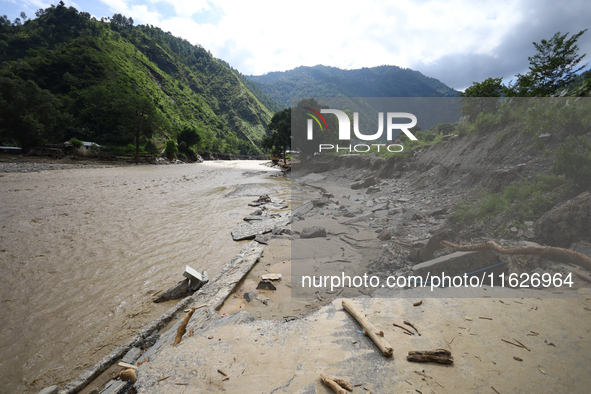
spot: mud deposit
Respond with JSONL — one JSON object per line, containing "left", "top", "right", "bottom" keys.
{"left": 0, "top": 160, "right": 288, "bottom": 394}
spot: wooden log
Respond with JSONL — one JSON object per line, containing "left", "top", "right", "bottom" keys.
{"left": 342, "top": 300, "right": 394, "bottom": 357}
{"left": 117, "top": 362, "right": 137, "bottom": 370}
{"left": 320, "top": 373, "right": 347, "bottom": 394}
{"left": 441, "top": 240, "right": 591, "bottom": 272}
{"left": 407, "top": 349, "right": 453, "bottom": 364}
{"left": 332, "top": 377, "right": 353, "bottom": 391}
{"left": 173, "top": 307, "right": 196, "bottom": 347}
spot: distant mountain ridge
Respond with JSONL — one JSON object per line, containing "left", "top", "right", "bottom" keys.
{"left": 246, "top": 64, "right": 459, "bottom": 107}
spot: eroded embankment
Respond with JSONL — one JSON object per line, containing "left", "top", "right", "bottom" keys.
{"left": 295, "top": 125, "right": 556, "bottom": 194}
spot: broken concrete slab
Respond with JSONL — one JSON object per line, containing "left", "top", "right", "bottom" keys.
{"left": 271, "top": 225, "right": 294, "bottom": 236}
{"left": 292, "top": 201, "right": 315, "bottom": 219}
{"left": 350, "top": 176, "right": 377, "bottom": 190}
{"left": 254, "top": 234, "right": 271, "bottom": 244}
{"left": 339, "top": 212, "right": 375, "bottom": 225}
{"left": 183, "top": 266, "right": 204, "bottom": 291}
{"left": 231, "top": 216, "right": 291, "bottom": 241}
{"left": 311, "top": 197, "right": 332, "bottom": 207}
{"left": 261, "top": 273, "right": 282, "bottom": 281}
{"left": 370, "top": 203, "right": 388, "bottom": 212}
{"left": 366, "top": 185, "right": 381, "bottom": 194}
{"left": 153, "top": 278, "right": 190, "bottom": 303}
{"left": 121, "top": 347, "right": 142, "bottom": 364}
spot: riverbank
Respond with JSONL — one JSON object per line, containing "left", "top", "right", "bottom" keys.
{"left": 0, "top": 160, "right": 287, "bottom": 394}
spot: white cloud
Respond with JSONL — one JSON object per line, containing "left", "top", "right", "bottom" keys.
{"left": 100, "top": 0, "right": 162, "bottom": 24}
{"left": 152, "top": 0, "right": 211, "bottom": 17}
{"left": 94, "top": 0, "right": 591, "bottom": 89}
{"left": 133, "top": 0, "right": 526, "bottom": 73}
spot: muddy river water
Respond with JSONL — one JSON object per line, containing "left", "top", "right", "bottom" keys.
{"left": 0, "top": 160, "right": 288, "bottom": 393}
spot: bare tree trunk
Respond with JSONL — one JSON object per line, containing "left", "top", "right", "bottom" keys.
{"left": 135, "top": 129, "right": 140, "bottom": 164}
{"left": 441, "top": 240, "right": 591, "bottom": 272}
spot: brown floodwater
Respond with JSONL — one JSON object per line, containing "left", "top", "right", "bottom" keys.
{"left": 0, "top": 160, "right": 289, "bottom": 394}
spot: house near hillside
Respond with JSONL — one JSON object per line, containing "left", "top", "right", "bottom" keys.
{"left": 64, "top": 141, "right": 102, "bottom": 156}
{"left": 0, "top": 146, "right": 23, "bottom": 154}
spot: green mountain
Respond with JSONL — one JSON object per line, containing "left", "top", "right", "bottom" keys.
{"left": 247, "top": 65, "right": 460, "bottom": 108}
{"left": 0, "top": 4, "right": 275, "bottom": 156}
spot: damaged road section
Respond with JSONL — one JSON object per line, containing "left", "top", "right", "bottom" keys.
{"left": 58, "top": 241, "right": 264, "bottom": 394}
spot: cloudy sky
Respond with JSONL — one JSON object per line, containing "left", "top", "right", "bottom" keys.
{"left": 2, "top": 0, "right": 590, "bottom": 90}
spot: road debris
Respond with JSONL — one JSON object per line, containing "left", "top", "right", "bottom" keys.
{"left": 342, "top": 299, "right": 393, "bottom": 357}
{"left": 407, "top": 349, "right": 454, "bottom": 364}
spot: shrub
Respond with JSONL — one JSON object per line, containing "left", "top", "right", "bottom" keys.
{"left": 145, "top": 140, "right": 159, "bottom": 156}
{"left": 165, "top": 139, "right": 177, "bottom": 160}
{"left": 178, "top": 141, "right": 198, "bottom": 161}
{"left": 457, "top": 121, "right": 469, "bottom": 136}
{"left": 69, "top": 137, "right": 83, "bottom": 148}
{"left": 451, "top": 173, "right": 565, "bottom": 233}
{"left": 552, "top": 135, "right": 591, "bottom": 189}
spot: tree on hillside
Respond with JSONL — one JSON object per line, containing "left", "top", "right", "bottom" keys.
{"left": 506, "top": 30, "right": 588, "bottom": 96}
{"left": 116, "top": 93, "right": 169, "bottom": 163}
{"left": 0, "top": 77, "right": 68, "bottom": 150}
{"left": 178, "top": 126, "right": 201, "bottom": 147}
{"left": 461, "top": 77, "right": 504, "bottom": 98}
{"left": 460, "top": 77, "right": 504, "bottom": 118}
{"left": 261, "top": 107, "right": 291, "bottom": 161}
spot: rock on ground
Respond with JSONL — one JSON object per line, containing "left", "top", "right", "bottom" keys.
{"left": 534, "top": 191, "right": 591, "bottom": 248}
{"left": 300, "top": 226, "right": 327, "bottom": 238}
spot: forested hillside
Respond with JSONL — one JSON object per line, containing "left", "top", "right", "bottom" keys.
{"left": 0, "top": 3, "right": 275, "bottom": 157}
{"left": 247, "top": 64, "right": 459, "bottom": 108}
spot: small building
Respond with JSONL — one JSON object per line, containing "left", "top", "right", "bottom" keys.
{"left": 0, "top": 146, "right": 22, "bottom": 154}
{"left": 64, "top": 141, "right": 102, "bottom": 156}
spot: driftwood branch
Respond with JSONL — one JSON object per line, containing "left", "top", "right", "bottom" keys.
{"left": 342, "top": 300, "right": 394, "bottom": 357}
{"left": 441, "top": 240, "right": 591, "bottom": 272}
{"left": 320, "top": 374, "right": 349, "bottom": 394}
{"left": 117, "top": 362, "right": 137, "bottom": 370}
{"left": 407, "top": 349, "right": 453, "bottom": 364}
{"left": 393, "top": 323, "right": 414, "bottom": 336}
{"left": 173, "top": 307, "right": 196, "bottom": 347}
{"left": 404, "top": 320, "right": 421, "bottom": 336}
{"left": 576, "top": 267, "right": 591, "bottom": 283}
